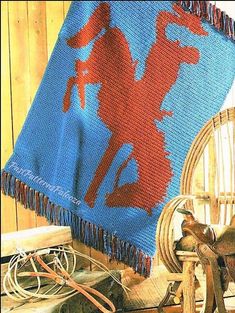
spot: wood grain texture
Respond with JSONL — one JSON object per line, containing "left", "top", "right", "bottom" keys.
{"left": 46, "top": 1, "right": 64, "bottom": 57}
{"left": 1, "top": 1, "right": 13, "bottom": 168}
{"left": 1, "top": 1, "right": 17, "bottom": 233}
{"left": 182, "top": 261, "right": 196, "bottom": 313}
{"left": 8, "top": 1, "right": 37, "bottom": 231}
{"left": 1, "top": 225, "right": 72, "bottom": 257}
{"left": 28, "top": 1, "right": 48, "bottom": 100}
{"left": 1, "top": 1, "right": 73, "bottom": 232}
{"left": 8, "top": 1, "right": 31, "bottom": 141}
{"left": 1, "top": 225, "right": 72, "bottom": 295}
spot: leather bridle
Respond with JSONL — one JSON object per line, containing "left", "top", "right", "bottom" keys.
{"left": 3, "top": 245, "right": 130, "bottom": 313}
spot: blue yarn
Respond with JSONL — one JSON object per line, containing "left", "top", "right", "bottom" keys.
{"left": 2, "top": 1, "right": 235, "bottom": 274}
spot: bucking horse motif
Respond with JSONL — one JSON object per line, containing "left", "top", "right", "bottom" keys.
{"left": 63, "top": 3, "right": 208, "bottom": 214}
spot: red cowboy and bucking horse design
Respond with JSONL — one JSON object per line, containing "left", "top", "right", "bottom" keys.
{"left": 63, "top": 3, "right": 207, "bottom": 215}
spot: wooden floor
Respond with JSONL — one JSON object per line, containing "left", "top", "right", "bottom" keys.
{"left": 127, "top": 297, "right": 235, "bottom": 312}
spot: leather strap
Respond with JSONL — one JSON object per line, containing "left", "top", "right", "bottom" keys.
{"left": 19, "top": 254, "right": 116, "bottom": 313}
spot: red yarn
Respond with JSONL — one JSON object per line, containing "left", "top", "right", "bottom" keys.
{"left": 63, "top": 3, "right": 207, "bottom": 214}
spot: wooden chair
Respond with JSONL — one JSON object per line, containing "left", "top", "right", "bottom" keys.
{"left": 156, "top": 107, "right": 235, "bottom": 313}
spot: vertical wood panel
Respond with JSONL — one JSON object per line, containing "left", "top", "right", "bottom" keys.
{"left": 28, "top": 1, "right": 48, "bottom": 99}
{"left": 1, "top": 2, "right": 13, "bottom": 168}
{"left": 1, "top": 1, "right": 17, "bottom": 233}
{"left": 8, "top": 1, "right": 36, "bottom": 230}
{"left": 63, "top": 1, "right": 71, "bottom": 18}
{"left": 46, "top": 1, "right": 64, "bottom": 58}
{"left": 1, "top": 1, "right": 73, "bottom": 234}
{"left": 8, "top": 1, "right": 31, "bottom": 140}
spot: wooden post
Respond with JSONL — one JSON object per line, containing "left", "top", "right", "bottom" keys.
{"left": 182, "top": 261, "right": 196, "bottom": 313}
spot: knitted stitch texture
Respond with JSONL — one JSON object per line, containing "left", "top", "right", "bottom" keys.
{"left": 2, "top": 1, "right": 235, "bottom": 276}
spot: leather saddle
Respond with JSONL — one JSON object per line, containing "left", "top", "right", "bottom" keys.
{"left": 177, "top": 209, "right": 235, "bottom": 313}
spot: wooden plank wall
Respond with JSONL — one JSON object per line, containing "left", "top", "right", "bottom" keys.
{"left": 1, "top": 1, "right": 71, "bottom": 233}
{"left": 1, "top": 1, "right": 235, "bottom": 310}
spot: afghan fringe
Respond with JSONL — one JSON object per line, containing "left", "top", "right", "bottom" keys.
{"left": 177, "top": 0, "right": 235, "bottom": 41}
{"left": 1, "top": 171, "right": 152, "bottom": 277}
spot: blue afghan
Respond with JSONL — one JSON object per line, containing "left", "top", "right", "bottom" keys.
{"left": 2, "top": 1, "right": 235, "bottom": 276}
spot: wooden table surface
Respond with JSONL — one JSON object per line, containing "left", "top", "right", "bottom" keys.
{"left": 127, "top": 296, "right": 235, "bottom": 313}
